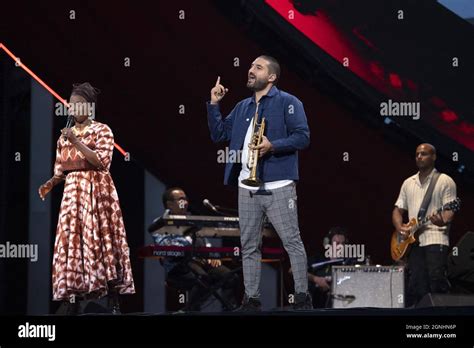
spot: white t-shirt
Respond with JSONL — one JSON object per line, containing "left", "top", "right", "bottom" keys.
{"left": 238, "top": 116, "right": 292, "bottom": 191}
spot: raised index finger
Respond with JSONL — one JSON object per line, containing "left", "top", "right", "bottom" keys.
{"left": 215, "top": 76, "right": 220, "bottom": 87}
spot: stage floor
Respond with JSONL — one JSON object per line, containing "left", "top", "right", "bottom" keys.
{"left": 71, "top": 306, "right": 474, "bottom": 316}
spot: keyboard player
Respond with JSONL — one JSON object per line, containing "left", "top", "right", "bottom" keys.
{"left": 156, "top": 187, "right": 239, "bottom": 311}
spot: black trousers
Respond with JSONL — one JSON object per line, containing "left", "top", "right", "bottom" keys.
{"left": 167, "top": 260, "right": 239, "bottom": 311}
{"left": 407, "top": 244, "right": 450, "bottom": 306}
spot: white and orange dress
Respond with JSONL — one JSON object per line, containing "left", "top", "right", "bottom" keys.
{"left": 51, "top": 120, "right": 135, "bottom": 301}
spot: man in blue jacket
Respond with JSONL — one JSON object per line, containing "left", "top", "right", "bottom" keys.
{"left": 207, "top": 55, "right": 311, "bottom": 311}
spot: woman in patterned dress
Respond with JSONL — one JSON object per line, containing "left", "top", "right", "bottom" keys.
{"left": 38, "top": 83, "right": 135, "bottom": 314}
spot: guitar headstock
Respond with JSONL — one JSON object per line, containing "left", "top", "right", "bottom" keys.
{"left": 442, "top": 198, "right": 461, "bottom": 212}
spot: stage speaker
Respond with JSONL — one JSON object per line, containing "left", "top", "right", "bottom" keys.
{"left": 448, "top": 231, "right": 474, "bottom": 282}
{"left": 416, "top": 293, "right": 474, "bottom": 307}
{"left": 331, "top": 266, "right": 405, "bottom": 308}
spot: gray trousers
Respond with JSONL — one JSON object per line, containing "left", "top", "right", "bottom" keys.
{"left": 238, "top": 183, "right": 308, "bottom": 299}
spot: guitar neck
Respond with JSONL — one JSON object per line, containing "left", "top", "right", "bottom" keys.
{"left": 414, "top": 206, "right": 444, "bottom": 233}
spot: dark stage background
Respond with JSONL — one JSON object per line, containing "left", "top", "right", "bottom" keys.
{"left": 1, "top": 0, "right": 473, "bottom": 314}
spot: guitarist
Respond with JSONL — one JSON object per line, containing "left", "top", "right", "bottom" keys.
{"left": 392, "top": 143, "right": 457, "bottom": 306}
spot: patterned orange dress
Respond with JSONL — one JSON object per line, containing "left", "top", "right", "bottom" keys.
{"left": 51, "top": 120, "right": 135, "bottom": 301}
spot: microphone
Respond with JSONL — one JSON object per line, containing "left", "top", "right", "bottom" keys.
{"left": 203, "top": 199, "right": 219, "bottom": 213}
{"left": 63, "top": 114, "right": 74, "bottom": 140}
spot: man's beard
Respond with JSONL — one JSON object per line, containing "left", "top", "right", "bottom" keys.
{"left": 416, "top": 161, "right": 433, "bottom": 170}
{"left": 247, "top": 77, "right": 269, "bottom": 91}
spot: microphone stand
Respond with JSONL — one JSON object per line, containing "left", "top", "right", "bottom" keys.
{"left": 214, "top": 205, "right": 238, "bottom": 216}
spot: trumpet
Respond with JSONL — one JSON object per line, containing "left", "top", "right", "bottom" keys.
{"left": 241, "top": 114, "right": 266, "bottom": 187}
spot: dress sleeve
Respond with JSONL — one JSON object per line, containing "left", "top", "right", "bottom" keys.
{"left": 95, "top": 123, "right": 114, "bottom": 170}
{"left": 53, "top": 137, "right": 65, "bottom": 179}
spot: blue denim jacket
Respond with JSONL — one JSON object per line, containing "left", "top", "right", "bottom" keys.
{"left": 207, "top": 86, "right": 310, "bottom": 186}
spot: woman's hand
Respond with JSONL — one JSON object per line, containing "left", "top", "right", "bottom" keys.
{"left": 61, "top": 128, "right": 78, "bottom": 144}
{"left": 38, "top": 182, "right": 52, "bottom": 201}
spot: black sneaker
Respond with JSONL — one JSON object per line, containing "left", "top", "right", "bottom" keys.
{"left": 293, "top": 292, "right": 313, "bottom": 310}
{"left": 234, "top": 295, "right": 262, "bottom": 312}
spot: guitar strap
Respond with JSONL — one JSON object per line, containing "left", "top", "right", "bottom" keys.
{"left": 417, "top": 171, "right": 441, "bottom": 221}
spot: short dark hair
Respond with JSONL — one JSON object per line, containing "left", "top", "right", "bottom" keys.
{"left": 328, "top": 226, "right": 349, "bottom": 242}
{"left": 71, "top": 82, "right": 101, "bottom": 104}
{"left": 162, "top": 187, "right": 184, "bottom": 208}
{"left": 258, "top": 55, "right": 280, "bottom": 84}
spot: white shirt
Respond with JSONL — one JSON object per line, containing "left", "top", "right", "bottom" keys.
{"left": 394, "top": 168, "right": 457, "bottom": 246}
{"left": 238, "top": 116, "right": 292, "bottom": 191}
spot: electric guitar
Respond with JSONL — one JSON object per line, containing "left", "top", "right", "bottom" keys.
{"left": 390, "top": 198, "right": 461, "bottom": 261}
